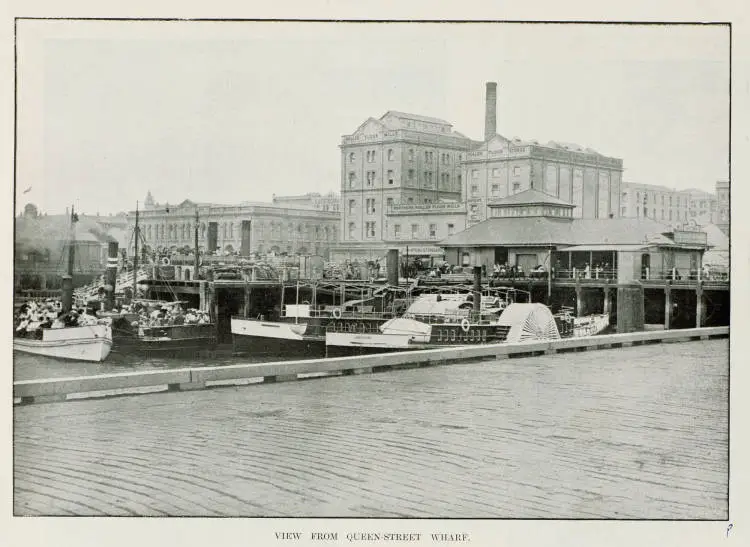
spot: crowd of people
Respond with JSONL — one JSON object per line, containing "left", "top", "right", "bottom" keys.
{"left": 121, "top": 301, "right": 211, "bottom": 329}
{"left": 14, "top": 298, "right": 109, "bottom": 338}
{"left": 323, "top": 259, "right": 383, "bottom": 280}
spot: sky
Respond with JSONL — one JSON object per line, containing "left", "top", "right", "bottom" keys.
{"left": 15, "top": 20, "right": 729, "bottom": 215}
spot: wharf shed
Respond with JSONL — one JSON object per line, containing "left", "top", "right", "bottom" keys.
{"left": 440, "top": 189, "right": 708, "bottom": 283}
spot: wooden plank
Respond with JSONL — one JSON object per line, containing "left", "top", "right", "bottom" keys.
{"left": 14, "top": 327, "right": 728, "bottom": 402}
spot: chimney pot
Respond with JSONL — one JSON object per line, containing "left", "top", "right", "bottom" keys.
{"left": 484, "top": 82, "right": 498, "bottom": 141}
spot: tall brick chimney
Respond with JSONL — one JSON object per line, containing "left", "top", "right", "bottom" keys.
{"left": 484, "top": 82, "right": 497, "bottom": 141}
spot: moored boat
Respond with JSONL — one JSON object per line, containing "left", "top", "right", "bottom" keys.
{"left": 106, "top": 300, "right": 217, "bottom": 355}
{"left": 326, "top": 288, "right": 610, "bottom": 355}
{"left": 14, "top": 323, "right": 113, "bottom": 362}
{"left": 231, "top": 281, "right": 416, "bottom": 357}
{"left": 324, "top": 288, "right": 526, "bottom": 355}
{"left": 13, "top": 206, "right": 114, "bottom": 362}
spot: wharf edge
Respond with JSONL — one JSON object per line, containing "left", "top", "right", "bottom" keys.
{"left": 14, "top": 326, "right": 728, "bottom": 405}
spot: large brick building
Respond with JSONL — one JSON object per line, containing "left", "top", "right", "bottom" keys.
{"left": 335, "top": 111, "right": 479, "bottom": 260}
{"left": 463, "top": 83, "right": 624, "bottom": 226}
{"left": 334, "top": 82, "right": 625, "bottom": 260}
{"left": 130, "top": 193, "right": 340, "bottom": 259}
{"left": 715, "top": 180, "right": 729, "bottom": 235}
{"left": 620, "top": 182, "right": 723, "bottom": 231}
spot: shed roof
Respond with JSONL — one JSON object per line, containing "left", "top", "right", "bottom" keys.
{"left": 489, "top": 189, "right": 574, "bottom": 207}
{"left": 439, "top": 217, "right": 678, "bottom": 248}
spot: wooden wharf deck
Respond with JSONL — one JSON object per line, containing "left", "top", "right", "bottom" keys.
{"left": 13, "top": 338, "right": 728, "bottom": 518}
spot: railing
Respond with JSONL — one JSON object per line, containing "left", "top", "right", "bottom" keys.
{"left": 640, "top": 269, "right": 729, "bottom": 283}
{"left": 15, "top": 289, "right": 63, "bottom": 302}
{"left": 280, "top": 306, "right": 400, "bottom": 321}
{"left": 551, "top": 268, "right": 618, "bottom": 281}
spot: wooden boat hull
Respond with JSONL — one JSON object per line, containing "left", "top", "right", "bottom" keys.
{"left": 230, "top": 316, "right": 389, "bottom": 357}
{"left": 326, "top": 322, "right": 511, "bottom": 355}
{"left": 14, "top": 325, "right": 113, "bottom": 362}
{"left": 232, "top": 333, "right": 326, "bottom": 358}
{"left": 111, "top": 319, "right": 217, "bottom": 355}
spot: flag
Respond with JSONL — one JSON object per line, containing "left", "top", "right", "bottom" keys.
{"left": 22, "top": 186, "right": 31, "bottom": 194}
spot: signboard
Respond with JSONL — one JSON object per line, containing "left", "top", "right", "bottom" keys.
{"left": 389, "top": 202, "right": 463, "bottom": 213}
{"left": 399, "top": 246, "right": 445, "bottom": 256}
{"left": 673, "top": 230, "right": 707, "bottom": 246}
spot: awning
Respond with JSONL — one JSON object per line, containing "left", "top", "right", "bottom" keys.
{"left": 560, "top": 244, "right": 652, "bottom": 252}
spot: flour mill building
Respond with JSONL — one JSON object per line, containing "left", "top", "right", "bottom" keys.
{"left": 334, "top": 82, "right": 625, "bottom": 261}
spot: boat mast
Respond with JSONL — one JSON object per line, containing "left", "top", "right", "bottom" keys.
{"left": 67, "top": 205, "right": 75, "bottom": 277}
{"left": 132, "top": 201, "right": 139, "bottom": 301}
{"left": 194, "top": 208, "right": 199, "bottom": 276}
{"left": 61, "top": 205, "right": 76, "bottom": 313}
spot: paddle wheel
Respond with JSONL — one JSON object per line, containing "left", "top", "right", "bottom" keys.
{"left": 498, "top": 303, "right": 561, "bottom": 343}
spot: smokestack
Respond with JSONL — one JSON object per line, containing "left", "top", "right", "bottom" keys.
{"left": 484, "top": 82, "right": 497, "bottom": 141}
{"left": 104, "top": 241, "right": 119, "bottom": 311}
{"left": 387, "top": 248, "right": 400, "bottom": 286}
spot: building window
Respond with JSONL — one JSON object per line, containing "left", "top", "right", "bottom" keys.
{"left": 513, "top": 166, "right": 521, "bottom": 176}
{"left": 621, "top": 206, "right": 626, "bottom": 216}
{"left": 669, "top": 196, "right": 673, "bottom": 206}
{"left": 471, "top": 169, "right": 479, "bottom": 180}
{"left": 425, "top": 171, "right": 433, "bottom": 187}
{"left": 471, "top": 184, "right": 479, "bottom": 196}
{"left": 348, "top": 222, "right": 355, "bottom": 239}
{"left": 512, "top": 182, "right": 521, "bottom": 194}
{"left": 387, "top": 149, "right": 394, "bottom": 161}
{"left": 348, "top": 172, "right": 356, "bottom": 188}
{"left": 447, "top": 223, "right": 454, "bottom": 236}
{"left": 408, "top": 149, "right": 414, "bottom": 161}
{"left": 491, "top": 184, "right": 499, "bottom": 197}
{"left": 636, "top": 206, "right": 640, "bottom": 217}
{"left": 669, "top": 210, "right": 673, "bottom": 220}
{"left": 407, "top": 197, "right": 414, "bottom": 204}
{"left": 492, "top": 168, "right": 500, "bottom": 177}
{"left": 394, "top": 224, "right": 401, "bottom": 238}
{"left": 365, "top": 221, "right": 375, "bottom": 238}
{"left": 411, "top": 224, "right": 418, "bottom": 238}
{"left": 407, "top": 169, "right": 415, "bottom": 183}
{"left": 429, "top": 224, "right": 437, "bottom": 239}
{"left": 365, "top": 198, "right": 376, "bottom": 214}
{"left": 387, "top": 170, "right": 394, "bottom": 185}
{"left": 653, "top": 208, "right": 656, "bottom": 218}
{"left": 457, "top": 174, "right": 462, "bottom": 188}
{"left": 386, "top": 198, "right": 393, "bottom": 210}
{"left": 348, "top": 199, "right": 355, "bottom": 214}
{"left": 469, "top": 204, "right": 478, "bottom": 214}
{"left": 366, "top": 171, "right": 375, "bottom": 187}
{"left": 661, "top": 209, "right": 665, "bottom": 219}
{"left": 349, "top": 152, "right": 356, "bottom": 163}
{"left": 424, "top": 199, "right": 429, "bottom": 204}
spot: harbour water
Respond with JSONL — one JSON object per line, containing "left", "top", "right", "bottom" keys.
{"left": 13, "top": 338, "right": 728, "bottom": 517}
